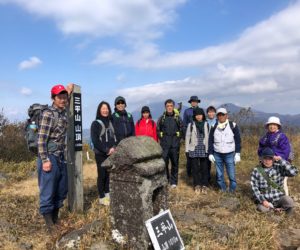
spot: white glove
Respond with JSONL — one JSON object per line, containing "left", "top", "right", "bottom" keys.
{"left": 209, "top": 154, "right": 215, "bottom": 163}
{"left": 234, "top": 153, "right": 241, "bottom": 163}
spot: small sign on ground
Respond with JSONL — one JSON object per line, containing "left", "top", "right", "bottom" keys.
{"left": 145, "top": 209, "right": 184, "bottom": 250}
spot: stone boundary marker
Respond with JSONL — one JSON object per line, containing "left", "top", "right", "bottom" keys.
{"left": 103, "top": 136, "right": 169, "bottom": 249}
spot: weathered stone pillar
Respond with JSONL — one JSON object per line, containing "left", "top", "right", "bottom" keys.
{"left": 102, "top": 136, "right": 168, "bottom": 249}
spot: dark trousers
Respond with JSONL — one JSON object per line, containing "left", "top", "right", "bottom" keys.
{"left": 185, "top": 152, "right": 192, "bottom": 177}
{"left": 95, "top": 154, "right": 110, "bottom": 198}
{"left": 37, "top": 154, "right": 68, "bottom": 215}
{"left": 207, "top": 160, "right": 212, "bottom": 182}
{"left": 162, "top": 147, "right": 179, "bottom": 185}
{"left": 190, "top": 157, "right": 209, "bottom": 187}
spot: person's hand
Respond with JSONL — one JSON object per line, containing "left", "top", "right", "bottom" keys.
{"left": 273, "top": 155, "right": 281, "bottom": 161}
{"left": 234, "top": 153, "right": 241, "bottom": 163}
{"left": 43, "top": 160, "right": 52, "bottom": 172}
{"left": 209, "top": 154, "right": 215, "bottom": 163}
{"left": 107, "top": 148, "right": 115, "bottom": 156}
{"left": 66, "top": 83, "right": 74, "bottom": 95}
{"left": 262, "top": 200, "right": 270, "bottom": 208}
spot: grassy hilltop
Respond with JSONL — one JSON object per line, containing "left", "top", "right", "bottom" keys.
{"left": 0, "top": 132, "right": 300, "bottom": 249}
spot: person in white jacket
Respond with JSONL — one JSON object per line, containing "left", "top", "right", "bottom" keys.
{"left": 208, "top": 108, "right": 241, "bottom": 192}
{"left": 185, "top": 107, "right": 210, "bottom": 194}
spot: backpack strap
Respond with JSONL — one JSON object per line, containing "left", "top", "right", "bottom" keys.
{"left": 108, "top": 120, "right": 117, "bottom": 143}
{"left": 96, "top": 119, "right": 106, "bottom": 141}
{"left": 229, "top": 121, "right": 236, "bottom": 131}
{"left": 257, "top": 166, "right": 284, "bottom": 193}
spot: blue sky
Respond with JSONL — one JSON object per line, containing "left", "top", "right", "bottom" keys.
{"left": 0, "top": 0, "right": 299, "bottom": 128}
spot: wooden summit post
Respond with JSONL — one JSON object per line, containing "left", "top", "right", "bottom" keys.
{"left": 67, "top": 84, "right": 83, "bottom": 212}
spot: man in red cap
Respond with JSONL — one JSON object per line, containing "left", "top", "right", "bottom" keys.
{"left": 37, "top": 83, "right": 73, "bottom": 232}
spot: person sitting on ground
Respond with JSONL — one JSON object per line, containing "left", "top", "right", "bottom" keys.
{"left": 251, "top": 147, "right": 298, "bottom": 214}
{"left": 185, "top": 107, "right": 210, "bottom": 194}
{"left": 258, "top": 116, "right": 292, "bottom": 195}
{"left": 90, "top": 101, "right": 117, "bottom": 206}
{"left": 135, "top": 106, "right": 158, "bottom": 142}
{"left": 208, "top": 107, "right": 241, "bottom": 192}
{"left": 112, "top": 96, "right": 135, "bottom": 144}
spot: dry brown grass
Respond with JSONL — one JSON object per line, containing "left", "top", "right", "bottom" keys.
{"left": 0, "top": 136, "right": 299, "bottom": 249}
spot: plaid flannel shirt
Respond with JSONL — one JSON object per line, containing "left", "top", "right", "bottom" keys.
{"left": 37, "top": 105, "right": 68, "bottom": 162}
{"left": 250, "top": 160, "right": 298, "bottom": 204}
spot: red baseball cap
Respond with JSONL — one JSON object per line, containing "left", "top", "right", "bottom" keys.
{"left": 51, "top": 84, "right": 67, "bottom": 95}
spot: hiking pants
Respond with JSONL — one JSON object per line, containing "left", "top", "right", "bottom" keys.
{"left": 162, "top": 147, "right": 179, "bottom": 185}
{"left": 185, "top": 152, "right": 192, "bottom": 177}
{"left": 191, "top": 157, "right": 209, "bottom": 187}
{"left": 95, "top": 154, "right": 110, "bottom": 199}
{"left": 257, "top": 196, "right": 294, "bottom": 213}
{"left": 37, "top": 154, "right": 68, "bottom": 215}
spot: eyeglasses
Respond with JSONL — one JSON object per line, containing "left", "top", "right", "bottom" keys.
{"left": 116, "top": 101, "right": 125, "bottom": 105}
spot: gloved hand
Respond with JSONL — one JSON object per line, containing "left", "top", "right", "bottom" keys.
{"left": 234, "top": 153, "right": 241, "bottom": 163}
{"left": 209, "top": 154, "right": 215, "bottom": 163}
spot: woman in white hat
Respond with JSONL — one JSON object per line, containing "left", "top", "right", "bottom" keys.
{"left": 257, "top": 116, "right": 292, "bottom": 195}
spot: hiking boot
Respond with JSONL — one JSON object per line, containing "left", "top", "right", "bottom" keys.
{"left": 52, "top": 208, "right": 59, "bottom": 224}
{"left": 99, "top": 197, "right": 110, "bottom": 206}
{"left": 43, "top": 213, "right": 54, "bottom": 232}
{"left": 194, "top": 185, "right": 201, "bottom": 194}
{"left": 170, "top": 184, "right": 177, "bottom": 189}
{"left": 201, "top": 186, "right": 208, "bottom": 194}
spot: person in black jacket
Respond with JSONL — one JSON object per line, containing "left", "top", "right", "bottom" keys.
{"left": 157, "top": 99, "right": 184, "bottom": 188}
{"left": 90, "top": 101, "right": 117, "bottom": 205}
{"left": 112, "top": 96, "right": 135, "bottom": 143}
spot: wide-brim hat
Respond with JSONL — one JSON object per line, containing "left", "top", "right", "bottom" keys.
{"left": 265, "top": 116, "right": 281, "bottom": 128}
{"left": 188, "top": 96, "right": 200, "bottom": 103}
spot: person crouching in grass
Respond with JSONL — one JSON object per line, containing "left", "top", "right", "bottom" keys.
{"left": 185, "top": 107, "right": 210, "bottom": 194}
{"left": 251, "top": 147, "right": 298, "bottom": 215}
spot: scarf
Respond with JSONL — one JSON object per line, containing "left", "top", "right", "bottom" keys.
{"left": 217, "top": 119, "right": 229, "bottom": 130}
{"left": 195, "top": 120, "right": 205, "bottom": 134}
{"left": 207, "top": 118, "right": 216, "bottom": 128}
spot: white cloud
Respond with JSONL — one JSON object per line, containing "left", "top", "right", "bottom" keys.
{"left": 18, "top": 56, "right": 42, "bottom": 70}
{"left": 92, "top": 1, "right": 300, "bottom": 69}
{"left": 1, "top": 0, "right": 186, "bottom": 42}
{"left": 115, "top": 1, "right": 300, "bottom": 114}
{"left": 20, "top": 87, "right": 32, "bottom": 96}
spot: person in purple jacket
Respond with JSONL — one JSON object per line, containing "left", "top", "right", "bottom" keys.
{"left": 258, "top": 116, "right": 291, "bottom": 195}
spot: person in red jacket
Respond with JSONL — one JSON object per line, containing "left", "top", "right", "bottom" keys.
{"left": 135, "top": 106, "right": 158, "bottom": 142}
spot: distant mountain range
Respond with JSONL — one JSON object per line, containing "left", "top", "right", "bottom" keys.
{"left": 82, "top": 103, "right": 300, "bottom": 142}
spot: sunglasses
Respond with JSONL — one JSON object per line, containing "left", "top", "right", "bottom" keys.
{"left": 116, "top": 101, "right": 125, "bottom": 105}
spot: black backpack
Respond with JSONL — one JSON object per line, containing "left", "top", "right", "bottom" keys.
{"left": 25, "top": 104, "right": 58, "bottom": 154}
